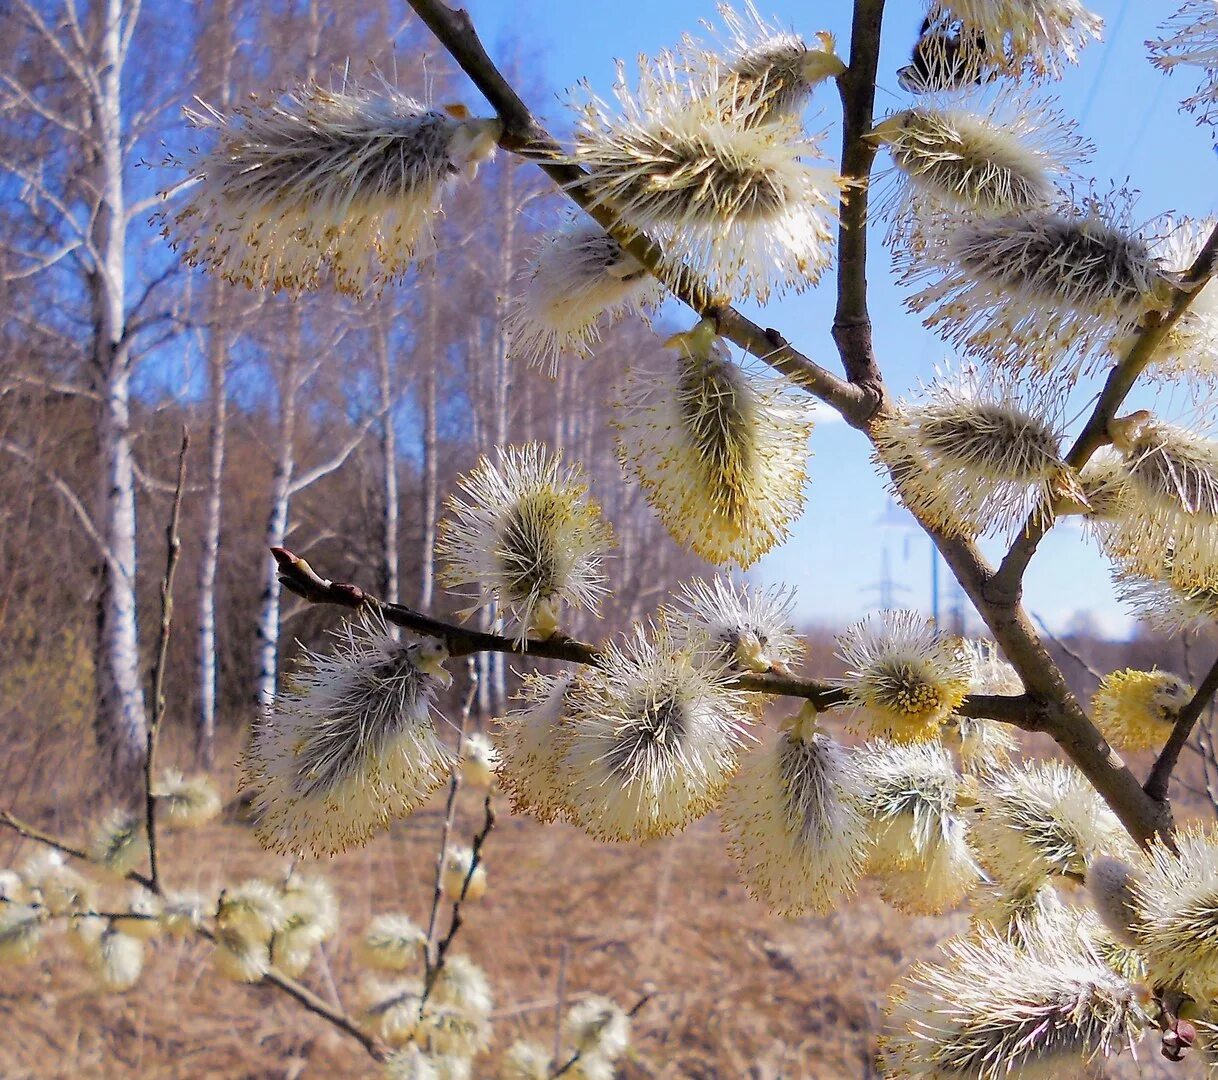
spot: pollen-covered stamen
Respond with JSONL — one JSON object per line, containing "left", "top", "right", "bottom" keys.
{"left": 1116, "top": 569, "right": 1218, "bottom": 633}
{"left": 692, "top": 3, "right": 845, "bottom": 125}
{"left": 971, "top": 760, "right": 1133, "bottom": 886}
{"left": 1149, "top": 2, "right": 1218, "bottom": 126}
{"left": 954, "top": 214, "right": 1163, "bottom": 316}
{"left": 1101, "top": 419, "right": 1218, "bottom": 588}
{"left": 168, "top": 83, "right": 501, "bottom": 297}
{"left": 1091, "top": 668, "right": 1193, "bottom": 751}
{"left": 721, "top": 711, "right": 868, "bottom": 916}
{"left": 881, "top": 908, "right": 1150, "bottom": 1080}
{"left": 561, "top": 624, "right": 752, "bottom": 842}
{"left": 905, "top": 200, "right": 1171, "bottom": 370}
{"left": 835, "top": 611, "right": 972, "bottom": 743}
{"left": 876, "top": 379, "right": 1072, "bottom": 540}
{"left": 494, "top": 672, "right": 576, "bottom": 824}
{"left": 437, "top": 443, "right": 614, "bottom": 643}
{"left": 615, "top": 321, "right": 812, "bottom": 567}
{"left": 506, "top": 220, "right": 664, "bottom": 376}
{"left": 1147, "top": 217, "right": 1218, "bottom": 380}
{"left": 925, "top": 0, "right": 1104, "bottom": 79}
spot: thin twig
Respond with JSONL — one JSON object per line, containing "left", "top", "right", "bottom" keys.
{"left": 403, "top": 0, "right": 874, "bottom": 427}
{"left": 0, "top": 809, "right": 386, "bottom": 1061}
{"left": 1146, "top": 651, "right": 1218, "bottom": 803}
{"left": 425, "top": 659, "right": 478, "bottom": 966}
{"left": 273, "top": 547, "right": 1037, "bottom": 727}
{"left": 553, "top": 940, "right": 569, "bottom": 1065}
{"left": 550, "top": 992, "right": 653, "bottom": 1078}
{"left": 420, "top": 792, "right": 496, "bottom": 1012}
{"left": 194, "top": 926, "right": 386, "bottom": 1060}
{"left": 144, "top": 429, "right": 189, "bottom": 894}
{"left": 0, "top": 809, "right": 155, "bottom": 891}
{"left": 1031, "top": 612, "right": 1104, "bottom": 682}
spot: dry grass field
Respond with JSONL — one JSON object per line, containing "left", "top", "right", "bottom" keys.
{"left": 1, "top": 723, "right": 1212, "bottom": 1079}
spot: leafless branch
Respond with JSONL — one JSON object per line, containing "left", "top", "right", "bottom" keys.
{"left": 1146, "top": 651, "right": 1218, "bottom": 803}
{"left": 143, "top": 430, "right": 189, "bottom": 894}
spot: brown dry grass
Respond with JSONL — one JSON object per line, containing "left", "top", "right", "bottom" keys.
{"left": 1, "top": 726, "right": 1212, "bottom": 1079}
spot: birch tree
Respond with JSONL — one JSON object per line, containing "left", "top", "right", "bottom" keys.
{"left": 0, "top": 0, "right": 188, "bottom": 789}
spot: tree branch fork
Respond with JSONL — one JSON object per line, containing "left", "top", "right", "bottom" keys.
{"left": 399, "top": 0, "right": 1218, "bottom": 846}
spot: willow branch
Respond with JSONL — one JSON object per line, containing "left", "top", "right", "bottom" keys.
{"left": 424, "top": 662, "right": 476, "bottom": 966}
{"left": 831, "top": 0, "right": 886, "bottom": 405}
{"left": 994, "top": 221, "right": 1218, "bottom": 595}
{"left": 0, "top": 808, "right": 386, "bottom": 1061}
{"left": 404, "top": 0, "right": 874, "bottom": 427}
{"left": 144, "top": 430, "right": 188, "bottom": 894}
{"left": 275, "top": 547, "right": 1037, "bottom": 725}
{"left": 0, "top": 810, "right": 155, "bottom": 892}
{"left": 419, "top": 792, "right": 496, "bottom": 1012}
{"left": 550, "top": 992, "right": 653, "bottom": 1079}
{"left": 406, "top": 2, "right": 1169, "bottom": 846}
{"left": 194, "top": 926, "right": 387, "bottom": 1061}
{"left": 1146, "top": 652, "right": 1218, "bottom": 803}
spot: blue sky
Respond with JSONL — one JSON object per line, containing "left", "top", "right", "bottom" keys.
{"left": 465, "top": 0, "right": 1216, "bottom": 637}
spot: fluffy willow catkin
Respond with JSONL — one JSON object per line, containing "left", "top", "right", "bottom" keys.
{"left": 570, "top": 54, "right": 839, "bottom": 301}
{"left": 1102, "top": 414, "right": 1218, "bottom": 590}
{"left": 169, "top": 84, "right": 501, "bottom": 297}
{"left": 834, "top": 609, "right": 971, "bottom": 744}
{"left": 437, "top": 442, "right": 613, "bottom": 643}
{"left": 494, "top": 671, "right": 575, "bottom": 824}
{"left": 720, "top": 707, "right": 868, "bottom": 915}
{"left": 873, "top": 365, "right": 1075, "bottom": 540}
{"left": 924, "top": 0, "right": 1104, "bottom": 80}
{"left": 615, "top": 319, "right": 812, "bottom": 568}
{"left": 855, "top": 740, "right": 979, "bottom": 914}
{"left": 971, "top": 760, "right": 1133, "bottom": 886}
{"left": 1090, "top": 668, "right": 1193, "bottom": 751}
{"left": 871, "top": 91, "right": 1087, "bottom": 244}
{"left": 1150, "top": 2, "right": 1218, "bottom": 126}
{"left": 1147, "top": 217, "right": 1218, "bottom": 380}
{"left": 663, "top": 576, "right": 803, "bottom": 675}
{"left": 1134, "top": 827, "right": 1218, "bottom": 999}
{"left": 679, "top": 2, "right": 845, "bottom": 125}
{"left": 881, "top": 907, "right": 1151, "bottom": 1080}
{"left": 243, "top": 613, "right": 454, "bottom": 856}
{"left": 355, "top": 913, "right": 426, "bottom": 972}
{"left": 560, "top": 623, "right": 752, "bottom": 842}
{"left": 506, "top": 220, "right": 664, "bottom": 376}
{"left": 904, "top": 198, "right": 1172, "bottom": 372}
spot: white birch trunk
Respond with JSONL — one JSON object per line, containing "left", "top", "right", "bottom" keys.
{"left": 255, "top": 347, "right": 298, "bottom": 710}
{"left": 93, "top": 0, "right": 147, "bottom": 788}
{"left": 418, "top": 273, "right": 440, "bottom": 610}
{"left": 197, "top": 309, "right": 227, "bottom": 767}
{"left": 377, "top": 323, "right": 400, "bottom": 637}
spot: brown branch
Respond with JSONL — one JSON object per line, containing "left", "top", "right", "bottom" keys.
{"left": 994, "top": 220, "right": 1218, "bottom": 595}
{"left": 144, "top": 429, "right": 189, "bottom": 894}
{"left": 403, "top": 0, "right": 875, "bottom": 427}
{"left": 0, "top": 810, "right": 155, "bottom": 892}
{"left": 1146, "top": 651, "right": 1218, "bottom": 803}
{"left": 424, "top": 661, "right": 477, "bottom": 965}
{"left": 831, "top": 0, "right": 886, "bottom": 406}
{"left": 0, "top": 807, "right": 386, "bottom": 1062}
{"left": 419, "top": 792, "right": 496, "bottom": 1013}
{"left": 274, "top": 547, "right": 1040, "bottom": 727}
{"left": 550, "top": 992, "right": 654, "bottom": 1078}
{"left": 379, "top": 4, "right": 1172, "bottom": 847}
{"left": 194, "top": 926, "right": 387, "bottom": 1061}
